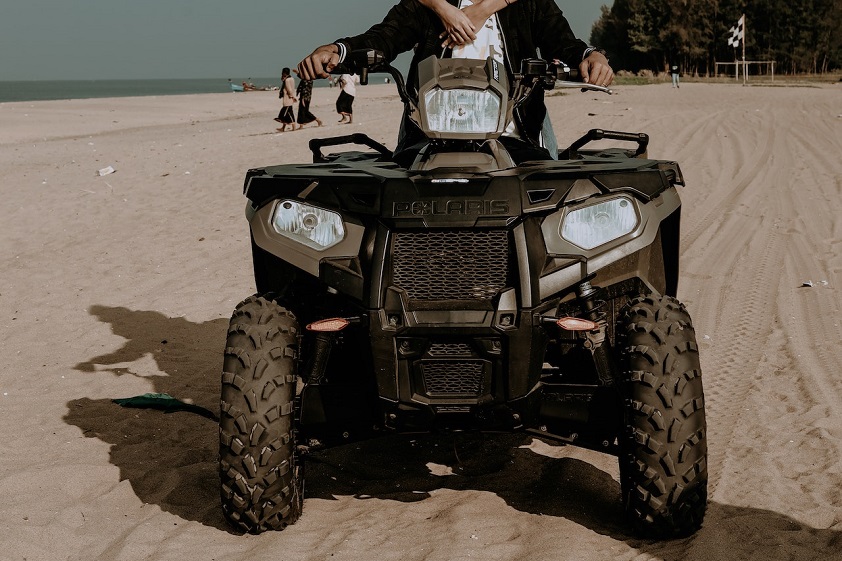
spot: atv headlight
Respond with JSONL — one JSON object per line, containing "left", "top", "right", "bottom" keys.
{"left": 271, "top": 200, "right": 345, "bottom": 251}
{"left": 424, "top": 87, "right": 501, "bottom": 134}
{"left": 561, "top": 196, "right": 638, "bottom": 250}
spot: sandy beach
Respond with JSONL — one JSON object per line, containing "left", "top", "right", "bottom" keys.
{"left": 1, "top": 80, "right": 841, "bottom": 561}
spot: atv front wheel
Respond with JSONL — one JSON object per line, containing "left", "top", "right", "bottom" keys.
{"left": 219, "top": 295, "right": 303, "bottom": 533}
{"left": 617, "top": 295, "right": 707, "bottom": 537}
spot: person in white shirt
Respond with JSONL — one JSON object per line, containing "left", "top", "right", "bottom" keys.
{"left": 336, "top": 73, "right": 358, "bottom": 124}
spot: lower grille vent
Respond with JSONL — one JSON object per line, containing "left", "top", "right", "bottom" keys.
{"left": 422, "top": 360, "right": 484, "bottom": 397}
{"left": 427, "top": 342, "right": 473, "bottom": 357}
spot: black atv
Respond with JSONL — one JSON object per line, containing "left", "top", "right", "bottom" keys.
{"left": 218, "top": 52, "right": 707, "bottom": 537}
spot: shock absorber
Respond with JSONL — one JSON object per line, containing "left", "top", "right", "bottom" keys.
{"left": 575, "top": 280, "right": 618, "bottom": 387}
{"left": 576, "top": 280, "right": 607, "bottom": 329}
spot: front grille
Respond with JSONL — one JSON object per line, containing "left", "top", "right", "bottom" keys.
{"left": 392, "top": 230, "right": 510, "bottom": 300}
{"left": 422, "top": 360, "right": 484, "bottom": 397}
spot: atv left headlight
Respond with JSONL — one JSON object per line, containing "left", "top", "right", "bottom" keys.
{"left": 271, "top": 200, "right": 345, "bottom": 251}
{"left": 561, "top": 196, "right": 639, "bottom": 250}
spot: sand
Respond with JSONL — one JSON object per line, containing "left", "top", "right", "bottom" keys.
{"left": 1, "top": 80, "right": 841, "bottom": 561}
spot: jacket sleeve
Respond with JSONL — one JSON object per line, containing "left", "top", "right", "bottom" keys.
{"left": 335, "top": 0, "right": 431, "bottom": 63}
{"left": 532, "top": 0, "right": 588, "bottom": 65}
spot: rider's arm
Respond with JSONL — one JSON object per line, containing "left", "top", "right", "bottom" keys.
{"left": 531, "top": 0, "right": 613, "bottom": 86}
{"left": 298, "top": 0, "right": 429, "bottom": 80}
{"left": 440, "top": 0, "right": 520, "bottom": 48}
{"left": 418, "top": 0, "right": 477, "bottom": 46}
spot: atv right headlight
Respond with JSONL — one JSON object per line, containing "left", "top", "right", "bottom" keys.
{"left": 271, "top": 200, "right": 345, "bottom": 251}
{"left": 560, "top": 196, "right": 639, "bottom": 250}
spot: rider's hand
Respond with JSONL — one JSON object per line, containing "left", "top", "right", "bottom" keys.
{"left": 580, "top": 51, "right": 614, "bottom": 87}
{"left": 435, "top": 2, "right": 477, "bottom": 47}
{"left": 297, "top": 44, "right": 340, "bottom": 81}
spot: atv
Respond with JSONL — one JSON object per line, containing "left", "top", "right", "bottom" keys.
{"left": 218, "top": 51, "right": 707, "bottom": 538}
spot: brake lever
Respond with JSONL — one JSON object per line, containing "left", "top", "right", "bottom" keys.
{"left": 555, "top": 81, "right": 613, "bottom": 95}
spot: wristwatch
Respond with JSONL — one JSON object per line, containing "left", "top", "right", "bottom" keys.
{"left": 583, "top": 47, "right": 609, "bottom": 61}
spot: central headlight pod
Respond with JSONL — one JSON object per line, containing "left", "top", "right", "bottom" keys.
{"left": 414, "top": 56, "right": 509, "bottom": 140}
{"left": 423, "top": 87, "right": 502, "bottom": 135}
{"left": 560, "top": 196, "right": 639, "bottom": 250}
{"left": 271, "top": 200, "right": 345, "bottom": 251}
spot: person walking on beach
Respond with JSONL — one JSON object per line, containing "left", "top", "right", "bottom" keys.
{"left": 670, "top": 62, "right": 680, "bottom": 88}
{"left": 275, "top": 68, "right": 302, "bottom": 131}
{"left": 296, "top": 79, "right": 323, "bottom": 127}
{"left": 336, "top": 73, "right": 358, "bottom": 124}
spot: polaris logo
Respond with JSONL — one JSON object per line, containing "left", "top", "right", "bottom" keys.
{"left": 393, "top": 200, "right": 510, "bottom": 216}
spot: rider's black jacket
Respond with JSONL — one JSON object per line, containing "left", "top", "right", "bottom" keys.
{"left": 335, "top": 0, "right": 588, "bottom": 154}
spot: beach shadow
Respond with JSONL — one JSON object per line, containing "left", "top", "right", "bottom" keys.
{"left": 304, "top": 434, "right": 842, "bottom": 560}
{"left": 67, "top": 305, "right": 842, "bottom": 555}
{"left": 66, "top": 305, "right": 231, "bottom": 530}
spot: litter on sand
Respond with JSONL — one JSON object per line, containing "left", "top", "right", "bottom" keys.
{"left": 96, "top": 166, "right": 116, "bottom": 176}
{"left": 113, "top": 392, "right": 217, "bottom": 420}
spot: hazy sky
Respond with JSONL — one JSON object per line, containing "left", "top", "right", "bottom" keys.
{"left": 0, "top": 1, "right": 610, "bottom": 81}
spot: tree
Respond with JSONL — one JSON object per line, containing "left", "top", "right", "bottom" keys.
{"left": 590, "top": 0, "right": 841, "bottom": 74}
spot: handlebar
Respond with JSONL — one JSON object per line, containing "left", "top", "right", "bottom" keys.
{"left": 330, "top": 49, "right": 412, "bottom": 106}
{"left": 333, "top": 51, "right": 612, "bottom": 101}
{"left": 521, "top": 59, "right": 613, "bottom": 95}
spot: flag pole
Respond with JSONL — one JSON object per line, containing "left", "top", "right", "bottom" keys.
{"left": 742, "top": 14, "right": 747, "bottom": 86}
{"left": 735, "top": 48, "right": 739, "bottom": 81}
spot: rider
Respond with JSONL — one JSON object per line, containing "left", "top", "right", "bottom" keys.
{"left": 297, "top": 0, "right": 614, "bottom": 164}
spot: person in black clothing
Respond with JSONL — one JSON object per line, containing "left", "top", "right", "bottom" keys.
{"left": 296, "top": 79, "right": 323, "bottom": 127}
{"left": 669, "top": 59, "right": 680, "bottom": 88}
{"left": 297, "top": 0, "right": 613, "bottom": 163}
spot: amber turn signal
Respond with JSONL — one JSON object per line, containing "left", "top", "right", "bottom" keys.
{"left": 556, "top": 317, "right": 599, "bottom": 331}
{"left": 306, "top": 318, "right": 351, "bottom": 332}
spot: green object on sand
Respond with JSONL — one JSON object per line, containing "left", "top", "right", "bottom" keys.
{"left": 113, "top": 392, "right": 218, "bottom": 420}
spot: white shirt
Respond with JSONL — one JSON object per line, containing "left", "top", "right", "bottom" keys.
{"left": 340, "top": 74, "right": 358, "bottom": 96}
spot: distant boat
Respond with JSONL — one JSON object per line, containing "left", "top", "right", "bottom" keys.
{"left": 229, "top": 81, "right": 278, "bottom": 92}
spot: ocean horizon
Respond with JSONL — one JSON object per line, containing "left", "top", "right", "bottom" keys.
{"left": 0, "top": 77, "right": 292, "bottom": 103}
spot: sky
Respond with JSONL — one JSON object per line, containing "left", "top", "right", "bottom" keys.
{"left": 0, "top": 0, "right": 611, "bottom": 81}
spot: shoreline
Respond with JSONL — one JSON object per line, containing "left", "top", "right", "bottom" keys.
{"left": 3, "top": 72, "right": 838, "bottom": 104}
{"left": 0, "top": 84, "right": 401, "bottom": 146}
{"left": 0, "top": 76, "right": 392, "bottom": 104}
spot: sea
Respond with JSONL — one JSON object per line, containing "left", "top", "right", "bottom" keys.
{"left": 0, "top": 77, "right": 284, "bottom": 103}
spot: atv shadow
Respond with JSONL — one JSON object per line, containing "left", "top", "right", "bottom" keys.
{"left": 67, "top": 305, "right": 842, "bottom": 555}
{"left": 306, "top": 434, "right": 842, "bottom": 559}
{"left": 306, "top": 432, "right": 628, "bottom": 532}
{"left": 67, "top": 305, "right": 230, "bottom": 530}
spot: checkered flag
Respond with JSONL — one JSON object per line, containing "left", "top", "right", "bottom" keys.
{"left": 727, "top": 15, "right": 745, "bottom": 48}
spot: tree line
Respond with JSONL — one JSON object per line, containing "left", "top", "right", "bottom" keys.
{"left": 589, "top": 0, "right": 841, "bottom": 75}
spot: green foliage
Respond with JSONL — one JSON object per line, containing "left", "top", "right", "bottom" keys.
{"left": 590, "top": 0, "right": 841, "bottom": 74}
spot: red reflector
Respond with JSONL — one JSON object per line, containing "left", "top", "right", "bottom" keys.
{"left": 556, "top": 317, "right": 599, "bottom": 331}
{"left": 306, "top": 318, "right": 350, "bottom": 332}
